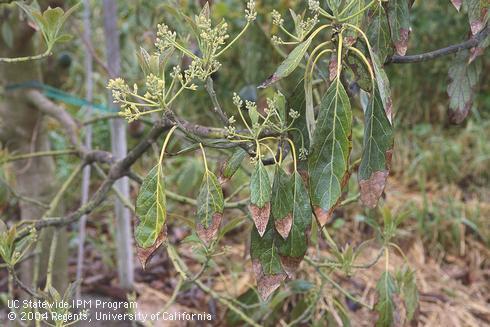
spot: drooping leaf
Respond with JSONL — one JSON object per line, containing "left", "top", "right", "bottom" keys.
{"left": 386, "top": 0, "right": 411, "bottom": 56}
{"left": 271, "top": 167, "right": 294, "bottom": 239}
{"left": 396, "top": 267, "right": 419, "bottom": 322}
{"left": 342, "top": 0, "right": 364, "bottom": 45}
{"left": 308, "top": 78, "right": 352, "bottom": 227}
{"left": 367, "top": 4, "right": 391, "bottom": 63}
{"left": 370, "top": 52, "right": 393, "bottom": 123}
{"left": 285, "top": 73, "right": 310, "bottom": 171}
{"left": 135, "top": 165, "right": 167, "bottom": 268}
{"left": 359, "top": 87, "right": 394, "bottom": 208}
{"left": 249, "top": 160, "right": 272, "bottom": 236}
{"left": 274, "top": 91, "right": 287, "bottom": 125}
{"left": 277, "top": 172, "right": 311, "bottom": 275}
{"left": 196, "top": 171, "right": 224, "bottom": 245}
{"left": 259, "top": 39, "right": 312, "bottom": 88}
{"left": 375, "top": 271, "right": 398, "bottom": 327}
{"left": 467, "top": 0, "right": 489, "bottom": 35}
{"left": 218, "top": 148, "right": 247, "bottom": 184}
{"left": 250, "top": 221, "right": 287, "bottom": 300}
{"left": 447, "top": 50, "right": 481, "bottom": 124}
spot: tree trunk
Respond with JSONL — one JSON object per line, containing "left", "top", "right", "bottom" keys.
{"left": 0, "top": 6, "right": 68, "bottom": 292}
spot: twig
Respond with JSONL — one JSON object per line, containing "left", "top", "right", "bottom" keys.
{"left": 205, "top": 77, "right": 229, "bottom": 125}
{"left": 2, "top": 149, "right": 78, "bottom": 163}
{"left": 386, "top": 26, "right": 489, "bottom": 64}
{"left": 166, "top": 246, "right": 261, "bottom": 327}
{"left": 304, "top": 257, "right": 373, "bottom": 310}
{"left": 0, "top": 175, "right": 50, "bottom": 209}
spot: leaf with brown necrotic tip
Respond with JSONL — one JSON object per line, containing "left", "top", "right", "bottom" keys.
{"left": 387, "top": 0, "right": 411, "bottom": 56}
{"left": 271, "top": 166, "right": 293, "bottom": 239}
{"left": 358, "top": 87, "right": 394, "bottom": 208}
{"left": 447, "top": 50, "right": 481, "bottom": 124}
{"left": 249, "top": 161, "right": 272, "bottom": 236}
{"left": 277, "top": 172, "right": 312, "bottom": 275}
{"left": 308, "top": 78, "right": 352, "bottom": 227}
{"left": 135, "top": 164, "right": 167, "bottom": 268}
{"left": 196, "top": 170, "right": 224, "bottom": 245}
{"left": 250, "top": 221, "right": 286, "bottom": 300}
{"left": 218, "top": 148, "right": 247, "bottom": 184}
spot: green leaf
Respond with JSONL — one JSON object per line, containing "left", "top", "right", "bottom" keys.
{"left": 397, "top": 267, "right": 419, "bottom": 322}
{"left": 447, "top": 50, "right": 481, "bottom": 124}
{"left": 250, "top": 221, "right": 286, "bottom": 299}
{"left": 1, "top": 22, "right": 13, "bottom": 48}
{"left": 196, "top": 170, "right": 224, "bottom": 244}
{"left": 135, "top": 164, "right": 167, "bottom": 268}
{"left": 358, "top": 87, "right": 394, "bottom": 208}
{"left": 42, "top": 7, "right": 65, "bottom": 39}
{"left": 375, "top": 272, "right": 397, "bottom": 327}
{"left": 271, "top": 167, "right": 293, "bottom": 239}
{"left": 308, "top": 78, "right": 352, "bottom": 227}
{"left": 386, "top": 0, "right": 410, "bottom": 56}
{"left": 55, "top": 33, "right": 72, "bottom": 43}
{"left": 219, "top": 148, "right": 247, "bottom": 183}
{"left": 274, "top": 91, "right": 287, "bottom": 125}
{"left": 259, "top": 39, "right": 312, "bottom": 88}
{"left": 277, "top": 172, "right": 311, "bottom": 273}
{"left": 249, "top": 160, "right": 272, "bottom": 236}
{"left": 367, "top": 4, "right": 391, "bottom": 63}
{"left": 342, "top": 0, "right": 364, "bottom": 44}
{"left": 370, "top": 52, "right": 393, "bottom": 124}
{"left": 345, "top": 52, "right": 373, "bottom": 92}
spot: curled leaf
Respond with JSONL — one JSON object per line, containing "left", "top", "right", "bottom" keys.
{"left": 218, "top": 148, "right": 247, "bottom": 184}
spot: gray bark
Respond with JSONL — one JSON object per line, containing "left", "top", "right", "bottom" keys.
{"left": 102, "top": 0, "right": 135, "bottom": 289}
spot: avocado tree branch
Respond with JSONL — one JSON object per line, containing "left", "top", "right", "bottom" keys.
{"left": 386, "top": 26, "right": 489, "bottom": 64}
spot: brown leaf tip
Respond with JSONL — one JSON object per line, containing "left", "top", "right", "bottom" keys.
{"left": 448, "top": 100, "right": 472, "bottom": 124}
{"left": 359, "top": 170, "right": 389, "bottom": 208}
{"left": 275, "top": 214, "right": 293, "bottom": 239}
{"left": 280, "top": 256, "right": 303, "bottom": 278}
{"left": 249, "top": 202, "right": 271, "bottom": 237}
{"left": 395, "top": 28, "right": 410, "bottom": 56}
{"left": 252, "top": 260, "right": 286, "bottom": 300}
{"left": 258, "top": 74, "right": 278, "bottom": 89}
{"left": 313, "top": 206, "right": 334, "bottom": 228}
{"left": 136, "top": 229, "right": 167, "bottom": 270}
{"left": 197, "top": 213, "right": 223, "bottom": 246}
